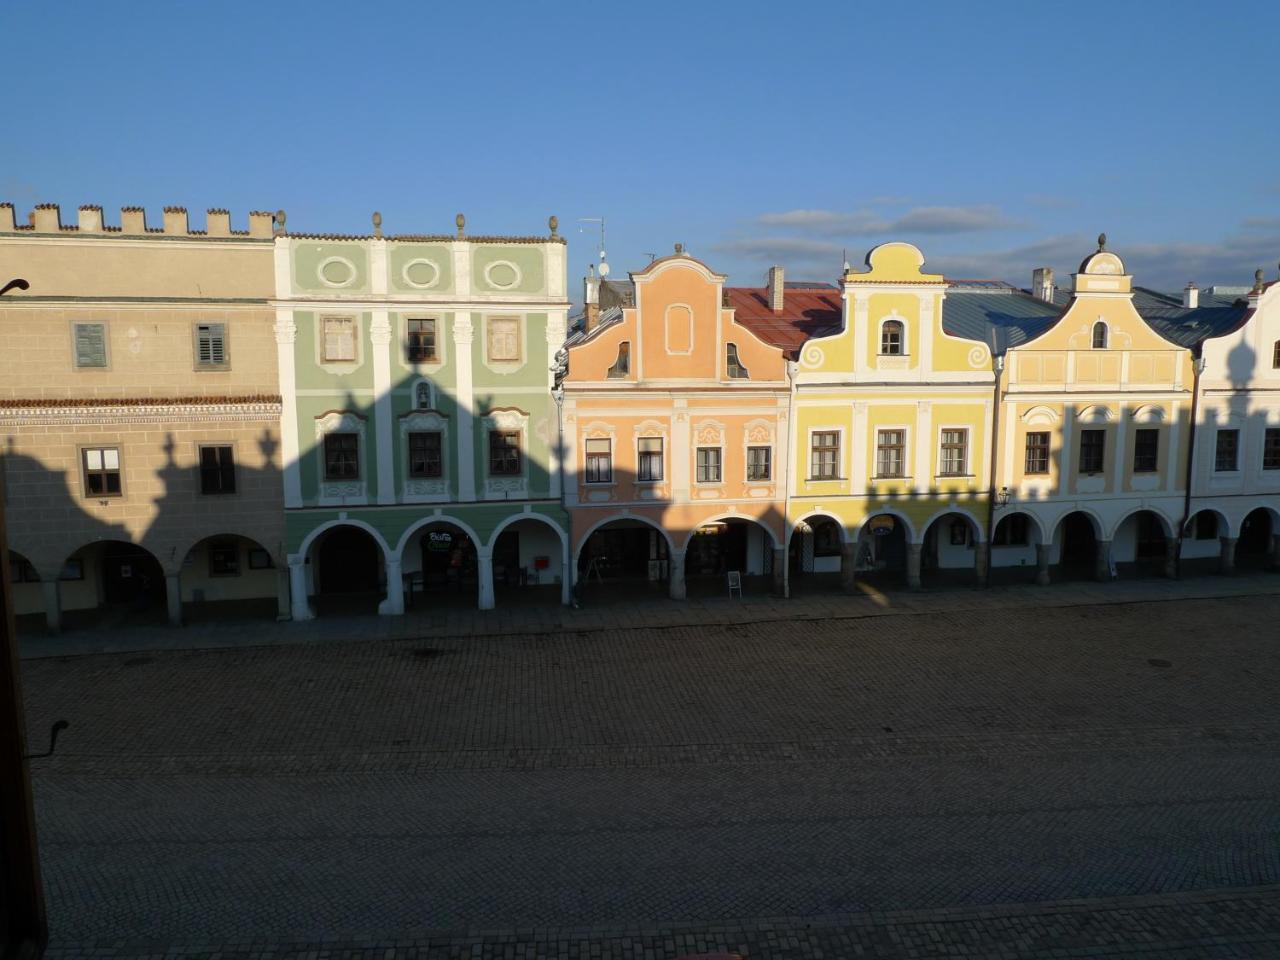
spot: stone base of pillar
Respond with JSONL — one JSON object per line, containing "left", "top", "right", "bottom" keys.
{"left": 1220, "top": 536, "right": 1238, "bottom": 576}
{"left": 275, "top": 568, "right": 292, "bottom": 621}
{"left": 1163, "top": 540, "right": 1179, "bottom": 580}
{"left": 974, "top": 542, "right": 990, "bottom": 587}
{"left": 669, "top": 556, "right": 686, "bottom": 600}
{"left": 477, "top": 552, "right": 495, "bottom": 611}
{"left": 1094, "top": 540, "right": 1113, "bottom": 582}
{"left": 165, "top": 573, "right": 182, "bottom": 627}
{"left": 41, "top": 579, "right": 62, "bottom": 634}
{"left": 1034, "top": 544, "right": 1052, "bottom": 586}
{"left": 772, "top": 546, "right": 787, "bottom": 598}
{"left": 288, "top": 556, "right": 314, "bottom": 621}
{"left": 840, "top": 543, "right": 857, "bottom": 593}
{"left": 906, "top": 543, "right": 923, "bottom": 591}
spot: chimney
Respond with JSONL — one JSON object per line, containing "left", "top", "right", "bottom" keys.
{"left": 583, "top": 264, "right": 600, "bottom": 333}
{"left": 1183, "top": 281, "right": 1199, "bottom": 309}
{"left": 1032, "top": 266, "right": 1055, "bottom": 302}
{"left": 0, "top": 203, "right": 15, "bottom": 232}
{"left": 767, "top": 265, "right": 785, "bottom": 312}
{"left": 248, "top": 211, "right": 274, "bottom": 238}
{"left": 121, "top": 206, "right": 148, "bottom": 234}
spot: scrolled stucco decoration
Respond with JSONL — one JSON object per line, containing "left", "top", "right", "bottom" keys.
{"left": 693, "top": 419, "right": 726, "bottom": 446}
{"left": 745, "top": 418, "right": 774, "bottom": 444}
{"left": 968, "top": 346, "right": 988, "bottom": 369}
{"left": 802, "top": 343, "right": 825, "bottom": 368}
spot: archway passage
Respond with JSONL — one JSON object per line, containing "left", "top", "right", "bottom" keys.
{"left": 684, "top": 518, "right": 774, "bottom": 598}
{"left": 921, "top": 512, "right": 983, "bottom": 587}
{"left": 1113, "top": 510, "right": 1171, "bottom": 579}
{"left": 855, "top": 513, "right": 909, "bottom": 589}
{"left": 7, "top": 551, "right": 44, "bottom": 634}
{"left": 492, "top": 518, "right": 564, "bottom": 606}
{"left": 1180, "top": 510, "right": 1227, "bottom": 576}
{"left": 788, "top": 515, "right": 844, "bottom": 595}
{"left": 1055, "top": 512, "right": 1099, "bottom": 581}
{"left": 1237, "top": 508, "right": 1276, "bottom": 570}
{"left": 180, "top": 535, "right": 280, "bottom": 623}
{"left": 57, "top": 540, "right": 167, "bottom": 631}
{"left": 310, "top": 525, "right": 385, "bottom": 616}
{"left": 402, "top": 522, "right": 478, "bottom": 610}
{"left": 576, "top": 518, "right": 670, "bottom": 605}
{"left": 988, "top": 512, "right": 1042, "bottom": 585}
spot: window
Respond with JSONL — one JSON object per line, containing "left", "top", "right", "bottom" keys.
{"left": 408, "top": 432, "right": 442, "bottom": 478}
{"left": 584, "top": 438, "right": 612, "bottom": 483}
{"left": 606, "top": 342, "right": 630, "bottom": 378}
{"left": 880, "top": 319, "right": 904, "bottom": 355}
{"left": 59, "top": 559, "right": 84, "bottom": 581}
{"left": 1194, "top": 512, "right": 1218, "bottom": 540}
{"left": 82, "top": 447, "right": 121, "bottom": 497}
{"left": 813, "top": 519, "right": 842, "bottom": 557}
{"left": 696, "top": 447, "right": 722, "bottom": 483}
{"left": 1092, "top": 322, "right": 1108, "bottom": 349}
{"left": 1079, "top": 429, "right": 1105, "bottom": 474}
{"left": 8, "top": 555, "right": 38, "bottom": 584}
{"left": 199, "top": 445, "right": 236, "bottom": 494}
{"left": 487, "top": 317, "right": 520, "bottom": 362}
{"left": 1265, "top": 428, "right": 1280, "bottom": 470}
{"left": 876, "top": 430, "right": 905, "bottom": 478}
{"left": 322, "top": 316, "right": 356, "bottom": 362}
{"left": 1215, "top": 429, "right": 1239, "bottom": 472}
{"left": 489, "top": 430, "right": 521, "bottom": 475}
{"left": 993, "top": 514, "right": 1029, "bottom": 547}
{"left": 1273, "top": 341, "right": 1280, "bottom": 369}
{"left": 810, "top": 431, "right": 839, "bottom": 480}
{"left": 406, "top": 319, "right": 437, "bottom": 362}
{"left": 209, "top": 542, "right": 241, "bottom": 577}
{"left": 726, "top": 343, "right": 750, "bottom": 379}
{"left": 747, "top": 446, "right": 772, "bottom": 481}
{"left": 194, "top": 323, "right": 228, "bottom": 368}
{"left": 638, "top": 437, "right": 663, "bottom": 481}
{"left": 1133, "top": 429, "right": 1159, "bottom": 473}
{"left": 949, "top": 519, "right": 969, "bottom": 546}
{"left": 940, "top": 429, "right": 968, "bottom": 476}
{"left": 73, "top": 322, "right": 108, "bottom": 368}
{"left": 323, "top": 433, "right": 360, "bottom": 480}
{"left": 1024, "top": 432, "right": 1050, "bottom": 474}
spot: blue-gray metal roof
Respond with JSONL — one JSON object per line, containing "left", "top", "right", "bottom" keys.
{"left": 942, "top": 287, "right": 1061, "bottom": 354}
{"left": 1134, "top": 303, "right": 1252, "bottom": 347}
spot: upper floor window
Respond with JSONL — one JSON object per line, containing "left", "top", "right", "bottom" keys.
{"left": 637, "top": 437, "right": 664, "bottom": 481}
{"left": 584, "top": 438, "right": 612, "bottom": 483}
{"left": 323, "top": 433, "right": 360, "bottom": 480}
{"left": 82, "top": 446, "right": 122, "bottom": 497}
{"left": 1091, "top": 322, "right": 1108, "bottom": 349}
{"left": 1273, "top": 341, "right": 1280, "bottom": 369}
{"left": 939, "top": 429, "right": 968, "bottom": 476}
{"left": 1079, "top": 429, "right": 1105, "bottom": 474}
{"left": 696, "top": 447, "right": 722, "bottom": 484}
{"left": 746, "top": 446, "right": 771, "bottom": 482}
{"left": 1214, "top": 429, "right": 1239, "bottom": 472}
{"left": 406, "top": 319, "right": 437, "bottom": 362}
{"left": 73, "top": 322, "right": 108, "bottom": 368}
{"left": 876, "top": 430, "right": 905, "bottom": 478}
{"left": 606, "top": 341, "right": 630, "bottom": 379}
{"left": 1265, "top": 428, "right": 1280, "bottom": 471}
{"left": 1024, "top": 432, "right": 1050, "bottom": 474}
{"left": 1133, "top": 428, "right": 1159, "bottom": 473}
{"left": 726, "top": 343, "right": 750, "bottom": 379}
{"left": 322, "top": 315, "right": 357, "bottom": 362}
{"left": 408, "top": 431, "right": 443, "bottom": 478}
{"left": 489, "top": 430, "right": 522, "bottom": 475}
{"left": 880, "top": 319, "right": 904, "bottom": 355}
{"left": 487, "top": 317, "right": 520, "bottom": 362}
{"left": 194, "top": 323, "right": 228, "bottom": 369}
{"left": 811, "top": 431, "right": 840, "bottom": 480}
{"left": 199, "top": 445, "right": 236, "bottom": 494}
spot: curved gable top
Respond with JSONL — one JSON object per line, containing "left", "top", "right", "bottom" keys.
{"left": 630, "top": 250, "right": 727, "bottom": 283}
{"left": 844, "top": 241, "right": 944, "bottom": 285}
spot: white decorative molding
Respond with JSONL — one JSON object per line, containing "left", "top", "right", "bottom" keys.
{"left": 453, "top": 315, "right": 475, "bottom": 501}
{"left": 401, "top": 258, "right": 441, "bottom": 290}
{"left": 665, "top": 302, "right": 694, "bottom": 356}
{"left": 481, "top": 408, "right": 529, "bottom": 500}
{"left": 317, "top": 256, "right": 358, "bottom": 289}
{"left": 484, "top": 259, "right": 522, "bottom": 290}
{"left": 0, "top": 400, "right": 283, "bottom": 426}
{"left": 1021, "top": 404, "right": 1061, "bottom": 425}
{"left": 399, "top": 409, "right": 449, "bottom": 504}
{"left": 1130, "top": 403, "right": 1166, "bottom": 423}
{"left": 315, "top": 410, "right": 368, "bottom": 506}
{"left": 692, "top": 418, "right": 726, "bottom": 446}
{"left": 1077, "top": 404, "right": 1114, "bottom": 423}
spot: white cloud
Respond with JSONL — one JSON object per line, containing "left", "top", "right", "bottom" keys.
{"left": 755, "top": 204, "right": 1012, "bottom": 237}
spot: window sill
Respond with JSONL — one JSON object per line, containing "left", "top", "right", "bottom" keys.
{"left": 807, "top": 476, "right": 844, "bottom": 483}
{"left": 871, "top": 475, "right": 910, "bottom": 482}
{"left": 194, "top": 366, "right": 232, "bottom": 373}
{"left": 936, "top": 473, "right": 975, "bottom": 480}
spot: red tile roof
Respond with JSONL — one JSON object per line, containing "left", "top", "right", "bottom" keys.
{"left": 725, "top": 286, "right": 842, "bottom": 354}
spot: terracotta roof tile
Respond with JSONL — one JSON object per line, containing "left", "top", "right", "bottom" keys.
{"left": 725, "top": 286, "right": 842, "bottom": 354}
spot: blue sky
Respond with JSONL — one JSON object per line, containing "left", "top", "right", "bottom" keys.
{"left": 3, "top": 0, "right": 1277, "bottom": 295}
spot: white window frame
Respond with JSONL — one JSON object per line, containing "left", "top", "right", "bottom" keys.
{"left": 937, "top": 426, "right": 969, "bottom": 478}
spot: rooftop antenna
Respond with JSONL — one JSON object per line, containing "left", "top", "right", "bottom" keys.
{"left": 578, "top": 217, "right": 608, "bottom": 277}
{"left": 842, "top": 247, "right": 850, "bottom": 273}
{"left": 643, "top": 252, "right": 657, "bottom": 262}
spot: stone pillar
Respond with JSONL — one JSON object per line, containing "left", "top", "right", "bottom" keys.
{"left": 1035, "top": 543, "right": 1051, "bottom": 586}
{"left": 974, "top": 541, "right": 990, "bottom": 586}
{"left": 478, "top": 549, "right": 495, "bottom": 610}
{"left": 561, "top": 538, "right": 573, "bottom": 606}
{"left": 41, "top": 579, "right": 61, "bottom": 634}
{"left": 906, "top": 543, "right": 923, "bottom": 590}
{"left": 379, "top": 556, "right": 404, "bottom": 615}
{"left": 1163, "top": 539, "right": 1179, "bottom": 580}
{"left": 668, "top": 552, "right": 686, "bottom": 600}
{"left": 772, "top": 546, "right": 787, "bottom": 597}
{"left": 275, "top": 567, "right": 291, "bottom": 621}
{"left": 1094, "top": 539, "right": 1113, "bottom": 582}
{"left": 1270, "top": 534, "right": 1280, "bottom": 571}
{"left": 288, "top": 554, "right": 313, "bottom": 621}
{"left": 1219, "top": 536, "right": 1238, "bottom": 576}
{"left": 840, "top": 543, "right": 857, "bottom": 593}
{"left": 165, "top": 573, "right": 183, "bottom": 627}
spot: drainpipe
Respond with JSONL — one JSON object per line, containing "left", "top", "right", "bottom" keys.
{"left": 782, "top": 357, "right": 797, "bottom": 599}
{"left": 982, "top": 351, "right": 1006, "bottom": 582}
{"left": 1176, "top": 351, "right": 1206, "bottom": 578}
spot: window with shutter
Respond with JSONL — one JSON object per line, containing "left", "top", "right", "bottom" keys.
{"left": 487, "top": 318, "right": 520, "bottom": 362}
{"left": 195, "top": 323, "right": 228, "bottom": 368}
{"left": 199, "top": 446, "right": 236, "bottom": 494}
{"left": 322, "top": 316, "right": 357, "bottom": 362}
{"left": 73, "top": 323, "right": 108, "bottom": 368}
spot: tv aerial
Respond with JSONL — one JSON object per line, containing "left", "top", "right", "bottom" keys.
{"left": 578, "top": 217, "right": 608, "bottom": 276}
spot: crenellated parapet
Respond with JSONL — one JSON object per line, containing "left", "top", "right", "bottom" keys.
{"left": 0, "top": 202, "right": 277, "bottom": 238}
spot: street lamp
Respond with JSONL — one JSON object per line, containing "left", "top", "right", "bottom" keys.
{"left": 0, "top": 275, "right": 48, "bottom": 960}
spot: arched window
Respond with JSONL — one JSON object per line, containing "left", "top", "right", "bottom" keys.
{"left": 880, "top": 319, "right": 904, "bottom": 355}
{"left": 415, "top": 381, "right": 432, "bottom": 409}
{"left": 1092, "top": 321, "right": 1108, "bottom": 349}
{"left": 726, "top": 343, "right": 750, "bottom": 379}
{"left": 606, "top": 341, "right": 630, "bottom": 379}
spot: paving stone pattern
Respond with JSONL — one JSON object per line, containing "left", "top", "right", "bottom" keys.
{"left": 22, "top": 588, "right": 1280, "bottom": 958}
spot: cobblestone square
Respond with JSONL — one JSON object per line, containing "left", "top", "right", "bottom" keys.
{"left": 21, "top": 586, "right": 1280, "bottom": 958}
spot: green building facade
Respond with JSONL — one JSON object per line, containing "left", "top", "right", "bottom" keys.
{"left": 275, "top": 215, "right": 571, "bottom": 616}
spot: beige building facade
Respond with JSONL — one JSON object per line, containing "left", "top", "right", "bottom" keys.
{"left": 0, "top": 202, "right": 286, "bottom": 631}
